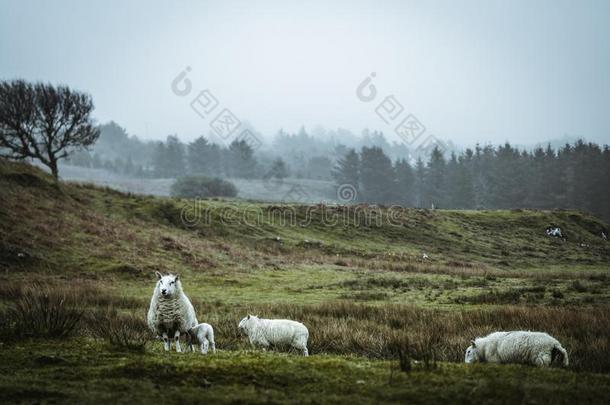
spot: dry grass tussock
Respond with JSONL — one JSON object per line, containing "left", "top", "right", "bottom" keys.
{"left": 0, "top": 281, "right": 149, "bottom": 350}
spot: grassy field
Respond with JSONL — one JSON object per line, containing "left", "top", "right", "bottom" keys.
{"left": 1, "top": 159, "right": 610, "bottom": 404}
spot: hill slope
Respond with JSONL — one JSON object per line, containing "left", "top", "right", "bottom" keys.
{"left": 1, "top": 160, "right": 610, "bottom": 404}
{"left": 2, "top": 160, "right": 609, "bottom": 276}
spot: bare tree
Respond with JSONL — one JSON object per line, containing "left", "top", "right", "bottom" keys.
{"left": 0, "top": 80, "right": 100, "bottom": 180}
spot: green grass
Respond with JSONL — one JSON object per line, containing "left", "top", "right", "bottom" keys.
{"left": 2, "top": 339, "right": 610, "bottom": 404}
{"left": 2, "top": 159, "right": 610, "bottom": 403}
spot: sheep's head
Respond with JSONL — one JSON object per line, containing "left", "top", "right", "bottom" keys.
{"left": 464, "top": 340, "right": 480, "bottom": 363}
{"left": 238, "top": 314, "right": 258, "bottom": 334}
{"left": 155, "top": 272, "right": 180, "bottom": 297}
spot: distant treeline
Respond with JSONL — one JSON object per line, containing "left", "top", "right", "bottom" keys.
{"left": 65, "top": 122, "right": 437, "bottom": 180}
{"left": 333, "top": 141, "right": 610, "bottom": 221}
{"left": 66, "top": 121, "right": 610, "bottom": 221}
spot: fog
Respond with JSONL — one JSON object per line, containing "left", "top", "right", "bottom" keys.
{"left": 2, "top": 0, "right": 609, "bottom": 146}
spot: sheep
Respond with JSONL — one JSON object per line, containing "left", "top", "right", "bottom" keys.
{"left": 464, "top": 331, "right": 568, "bottom": 367}
{"left": 546, "top": 226, "right": 563, "bottom": 238}
{"left": 147, "top": 272, "right": 198, "bottom": 352}
{"left": 238, "top": 315, "right": 309, "bottom": 356}
{"left": 187, "top": 323, "right": 216, "bottom": 354}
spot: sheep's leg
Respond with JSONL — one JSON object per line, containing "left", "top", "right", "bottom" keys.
{"left": 248, "top": 336, "right": 260, "bottom": 350}
{"left": 297, "top": 342, "right": 309, "bottom": 356}
{"left": 209, "top": 335, "right": 216, "bottom": 353}
{"left": 162, "top": 332, "right": 170, "bottom": 351}
{"left": 186, "top": 332, "right": 194, "bottom": 353}
{"left": 257, "top": 336, "right": 270, "bottom": 352}
{"left": 202, "top": 339, "right": 209, "bottom": 354}
{"left": 294, "top": 337, "right": 309, "bottom": 356}
{"left": 174, "top": 330, "right": 182, "bottom": 353}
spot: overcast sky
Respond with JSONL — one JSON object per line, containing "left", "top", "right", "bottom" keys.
{"left": 1, "top": 0, "right": 609, "bottom": 146}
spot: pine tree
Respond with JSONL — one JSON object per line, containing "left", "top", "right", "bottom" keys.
{"left": 228, "top": 139, "right": 257, "bottom": 178}
{"left": 164, "top": 135, "right": 186, "bottom": 177}
{"left": 454, "top": 150, "right": 475, "bottom": 208}
{"left": 472, "top": 144, "right": 494, "bottom": 208}
{"left": 394, "top": 158, "right": 415, "bottom": 206}
{"left": 270, "top": 158, "right": 289, "bottom": 179}
{"left": 489, "top": 143, "right": 527, "bottom": 208}
{"left": 153, "top": 135, "right": 185, "bottom": 177}
{"left": 425, "top": 146, "right": 446, "bottom": 208}
{"left": 359, "top": 146, "right": 395, "bottom": 204}
{"left": 414, "top": 158, "right": 426, "bottom": 207}
{"left": 187, "top": 136, "right": 219, "bottom": 176}
{"left": 332, "top": 148, "right": 360, "bottom": 196}
{"left": 153, "top": 141, "right": 167, "bottom": 177}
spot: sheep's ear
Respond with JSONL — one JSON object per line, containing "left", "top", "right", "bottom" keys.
{"left": 174, "top": 274, "right": 180, "bottom": 281}
{"left": 471, "top": 340, "right": 476, "bottom": 347}
{"left": 247, "top": 315, "right": 250, "bottom": 319}
{"left": 155, "top": 271, "right": 163, "bottom": 280}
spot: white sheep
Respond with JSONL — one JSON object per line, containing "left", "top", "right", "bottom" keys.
{"left": 546, "top": 226, "right": 563, "bottom": 238}
{"left": 238, "top": 315, "right": 309, "bottom": 356}
{"left": 147, "top": 272, "right": 198, "bottom": 352}
{"left": 188, "top": 323, "right": 216, "bottom": 354}
{"left": 465, "top": 331, "right": 568, "bottom": 367}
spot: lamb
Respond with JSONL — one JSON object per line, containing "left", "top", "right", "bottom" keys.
{"left": 187, "top": 323, "right": 216, "bottom": 354}
{"left": 464, "top": 331, "right": 568, "bottom": 367}
{"left": 238, "top": 315, "right": 309, "bottom": 356}
{"left": 147, "top": 272, "right": 198, "bottom": 352}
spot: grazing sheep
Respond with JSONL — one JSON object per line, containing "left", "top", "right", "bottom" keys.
{"left": 546, "top": 226, "right": 563, "bottom": 238}
{"left": 238, "top": 315, "right": 309, "bottom": 356}
{"left": 188, "top": 323, "right": 216, "bottom": 354}
{"left": 465, "top": 331, "right": 568, "bottom": 367}
{"left": 147, "top": 272, "right": 198, "bottom": 352}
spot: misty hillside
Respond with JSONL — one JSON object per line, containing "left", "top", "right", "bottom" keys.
{"left": 3, "top": 159, "right": 609, "bottom": 276}
{"left": 56, "top": 163, "right": 336, "bottom": 203}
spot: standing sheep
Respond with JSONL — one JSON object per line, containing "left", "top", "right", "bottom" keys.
{"left": 188, "top": 323, "right": 216, "bottom": 354}
{"left": 147, "top": 272, "right": 198, "bottom": 352}
{"left": 238, "top": 315, "right": 309, "bottom": 356}
{"left": 465, "top": 331, "right": 568, "bottom": 367}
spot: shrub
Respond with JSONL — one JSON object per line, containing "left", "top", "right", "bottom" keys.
{"left": 86, "top": 308, "right": 150, "bottom": 352}
{"left": 388, "top": 334, "right": 412, "bottom": 373}
{"left": 171, "top": 176, "right": 237, "bottom": 198}
{"left": 5, "top": 284, "right": 83, "bottom": 339}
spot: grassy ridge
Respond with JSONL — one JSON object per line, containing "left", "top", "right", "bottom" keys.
{"left": 1, "top": 159, "right": 610, "bottom": 403}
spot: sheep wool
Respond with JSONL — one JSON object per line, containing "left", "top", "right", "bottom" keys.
{"left": 465, "top": 331, "right": 568, "bottom": 367}
{"left": 238, "top": 315, "right": 309, "bottom": 356}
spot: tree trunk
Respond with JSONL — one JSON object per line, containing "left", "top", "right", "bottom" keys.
{"left": 49, "top": 159, "right": 59, "bottom": 181}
